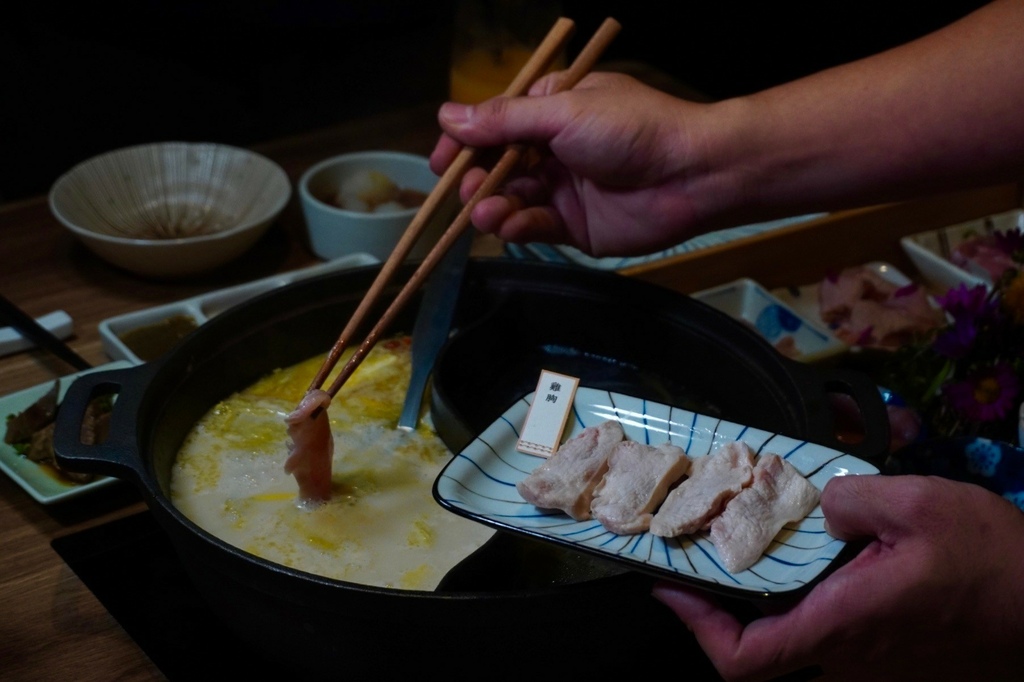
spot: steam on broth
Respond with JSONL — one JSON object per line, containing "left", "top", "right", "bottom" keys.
{"left": 171, "top": 335, "right": 494, "bottom": 591}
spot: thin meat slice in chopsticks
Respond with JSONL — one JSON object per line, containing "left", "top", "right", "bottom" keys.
{"left": 284, "top": 389, "right": 334, "bottom": 503}
{"left": 709, "top": 453, "right": 821, "bottom": 573}
{"left": 517, "top": 420, "right": 625, "bottom": 521}
{"left": 590, "top": 441, "right": 690, "bottom": 535}
{"left": 649, "top": 441, "right": 756, "bottom": 538}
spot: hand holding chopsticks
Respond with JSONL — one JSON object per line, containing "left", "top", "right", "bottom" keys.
{"left": 307, "top": 16, "right": 622, "bottom": 403}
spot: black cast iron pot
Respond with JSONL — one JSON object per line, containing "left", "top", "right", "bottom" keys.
{"left": 54, "top": 258, "right": 887, "bottom": 676}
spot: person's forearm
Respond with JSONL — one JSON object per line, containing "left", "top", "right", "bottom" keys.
{"left": 699, "top": 0, "right": 1024, "bottom": 225}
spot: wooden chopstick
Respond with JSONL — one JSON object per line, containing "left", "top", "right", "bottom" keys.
{"left": 316, "top": 17, "right": 622, "bottom": 400}
{"left": 306, "top": 17, "right": 577, "bottom": 394}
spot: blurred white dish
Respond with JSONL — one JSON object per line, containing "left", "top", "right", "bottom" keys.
{"left": 772, "top": 261, "right": 942, "bottom": 344}
{"left": 49, "top": 142, "right": 291, "bottom": 279}
{"left": 99, "top": 254, "right": 377, "bottom": 364}
{"left": 538, "top": 214, "right": 828, "bottom": 271}
{"left": 900, "top": 209, "right": 1023, "bottom": 292}
{"left": 299, "top": 151, "right": 448, "bottom": 261}
{"left": 693, "top": 278, "right": 847, "bottom": 362}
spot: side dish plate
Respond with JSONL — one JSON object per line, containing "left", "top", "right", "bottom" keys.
{"left": 434, "top": 386, "right": 879, "bottom": 599}
{"left": 0, "top": 361, "right": 131, "bottom": 504}
{"left": 899, "top": 208, "right": 1022, "bottom": 292}
{"left": 692, "top": 277, "right": 847, "bottom": 363}
{"left": 99, "top": 254, "right": 378, "bottom": 364}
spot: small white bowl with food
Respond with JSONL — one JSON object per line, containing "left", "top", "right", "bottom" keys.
{"left": 298, "top": 151, "right": 447, "bottom": 261}
{"left": 48, "top": 142, "right": 291, "bottom": 279}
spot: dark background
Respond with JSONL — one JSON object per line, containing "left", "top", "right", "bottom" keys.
{"left": 3, "top": 0, "right": 989, "bottom": 205}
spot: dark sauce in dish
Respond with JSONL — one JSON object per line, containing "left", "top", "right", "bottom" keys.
{"left": 118, "top": 314, "right": 199, "bottom": 361}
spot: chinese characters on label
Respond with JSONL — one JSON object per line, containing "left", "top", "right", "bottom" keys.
{"left": 517, "top": 371, "right": 580, "bottom": 457}
{"left": 545, "top": 382, "right": 562, "bottom": 403}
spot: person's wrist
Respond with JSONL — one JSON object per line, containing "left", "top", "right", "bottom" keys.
{"left": 672, "top": 96, "right": 757, "bottom": 230}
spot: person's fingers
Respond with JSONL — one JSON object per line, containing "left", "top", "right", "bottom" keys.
{"left": 434, "top": 71, "right": 612, "bottom": 175}
{"left": 437, "top": 95, "right": 571, "bottom": 149}
{"left": 526, "top": 71, "right": 566, "bottom": 97}
{"left": 655, "top": 581, "right": 840, "bottom": 681}
{"left": 652, "top": 583, "right": 758, "bottom": 678}
{"left": 820, "top": 474, "right": 917, "bottom": 542}
{"left": 651, "top": 581, "right": 730, "bottom": 632}
{"left": 458, "top": 167, "right": 489, "bottom": 204}
{"left": 497, "top": 205, "right": 565, "bottom": 242}
{"left": 499, "top": 175, "right": 549, "bottom": 206}
{"left": 465, "top": 196, "right": 564, "bottom": 243}
{"left": 527, "top": 70, "right": 614, "bottom": 97}
{"left": 428, "top": 132, "right": 464, "bottom": 176}
{"left": 466, "top": 195, "right": 517, "bottom": 233}
{"left": 460, "top": 174, "right": 549, "bottom": 210}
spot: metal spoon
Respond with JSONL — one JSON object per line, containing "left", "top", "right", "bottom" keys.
{"left": 396, "top": 230, "right": 473, "bottom": 431}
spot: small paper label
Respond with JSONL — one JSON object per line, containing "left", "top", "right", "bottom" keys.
{"left": 516, "top": 370, "right": 580, "bottom": 457}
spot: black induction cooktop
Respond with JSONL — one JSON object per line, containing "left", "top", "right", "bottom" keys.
{"left": 52, "top": 510, "right": 830, "bottom": 682}
{"left": 51, "top": 511, "right": 290, "bottom": 679}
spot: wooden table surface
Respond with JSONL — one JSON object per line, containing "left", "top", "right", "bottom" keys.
{"left": 2, "top": 66, "right": 1020, "bottom": 680}
{"left": 0, "top": 97, "right": 517, "bottom": 681}
{"left": 0, "top": 59, "right": 712, "bottom": 681}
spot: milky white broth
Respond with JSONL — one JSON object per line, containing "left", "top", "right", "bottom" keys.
{"left": 171, "top": 336, "right": 494, "bottom": 590}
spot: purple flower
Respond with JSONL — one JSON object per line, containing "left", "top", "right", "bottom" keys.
{"left": 932, "top": 316, "right": 977, "bottom": 359}
{"left": 937, "top": 283, "right": 997, "bottom": 321}
{"left": 931, "top": 284, "right": 1005, "bottom": 359}
{"left": 942, "top": 362, "right": 1021, "bottom": 422}
{"left": 993, "top": 227, "right": 1024, "bottom": 258}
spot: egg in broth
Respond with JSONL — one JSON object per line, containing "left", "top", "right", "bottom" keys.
{"left": 171, "top": 336, "right": 494, "bottom": 590}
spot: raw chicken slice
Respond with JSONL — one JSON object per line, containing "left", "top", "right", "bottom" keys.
{"left": 590, "top": 441, "right": 690, "bottom": 534}
{"left": 650, "top": 441, "right": 756, "bottom": 538}
{"left": 710, "top": 453, "right": 821, "bottom": 573}
{"left": 284, "top": 389, "right": 334, "bottom": 503}
{"left": 516, "top": 420, "right": 625, "bottom": 521}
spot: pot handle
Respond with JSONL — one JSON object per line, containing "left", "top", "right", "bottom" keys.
{"left": 789, "top": 361, "right": 891, "bottom": 466}
{"left": 53, "top": 363, "right": 157, "bottom": 484}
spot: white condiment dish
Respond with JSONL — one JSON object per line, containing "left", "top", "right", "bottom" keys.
{"left": 298, "top": 151, "right": 450, "bottom": 261}
{"left": 692, "top": 278, "right": 847, "bottom": 363}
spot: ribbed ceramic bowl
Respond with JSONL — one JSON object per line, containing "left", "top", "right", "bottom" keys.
{"left": 49, "top": 142, "right": 291, "bottom": 279}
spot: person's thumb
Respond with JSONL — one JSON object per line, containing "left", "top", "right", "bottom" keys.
{"left": 437, "top": 94, "right": 565, "bottom": 149}
{"left": 820, "top": 474, "right": 902, "bottom": 542}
